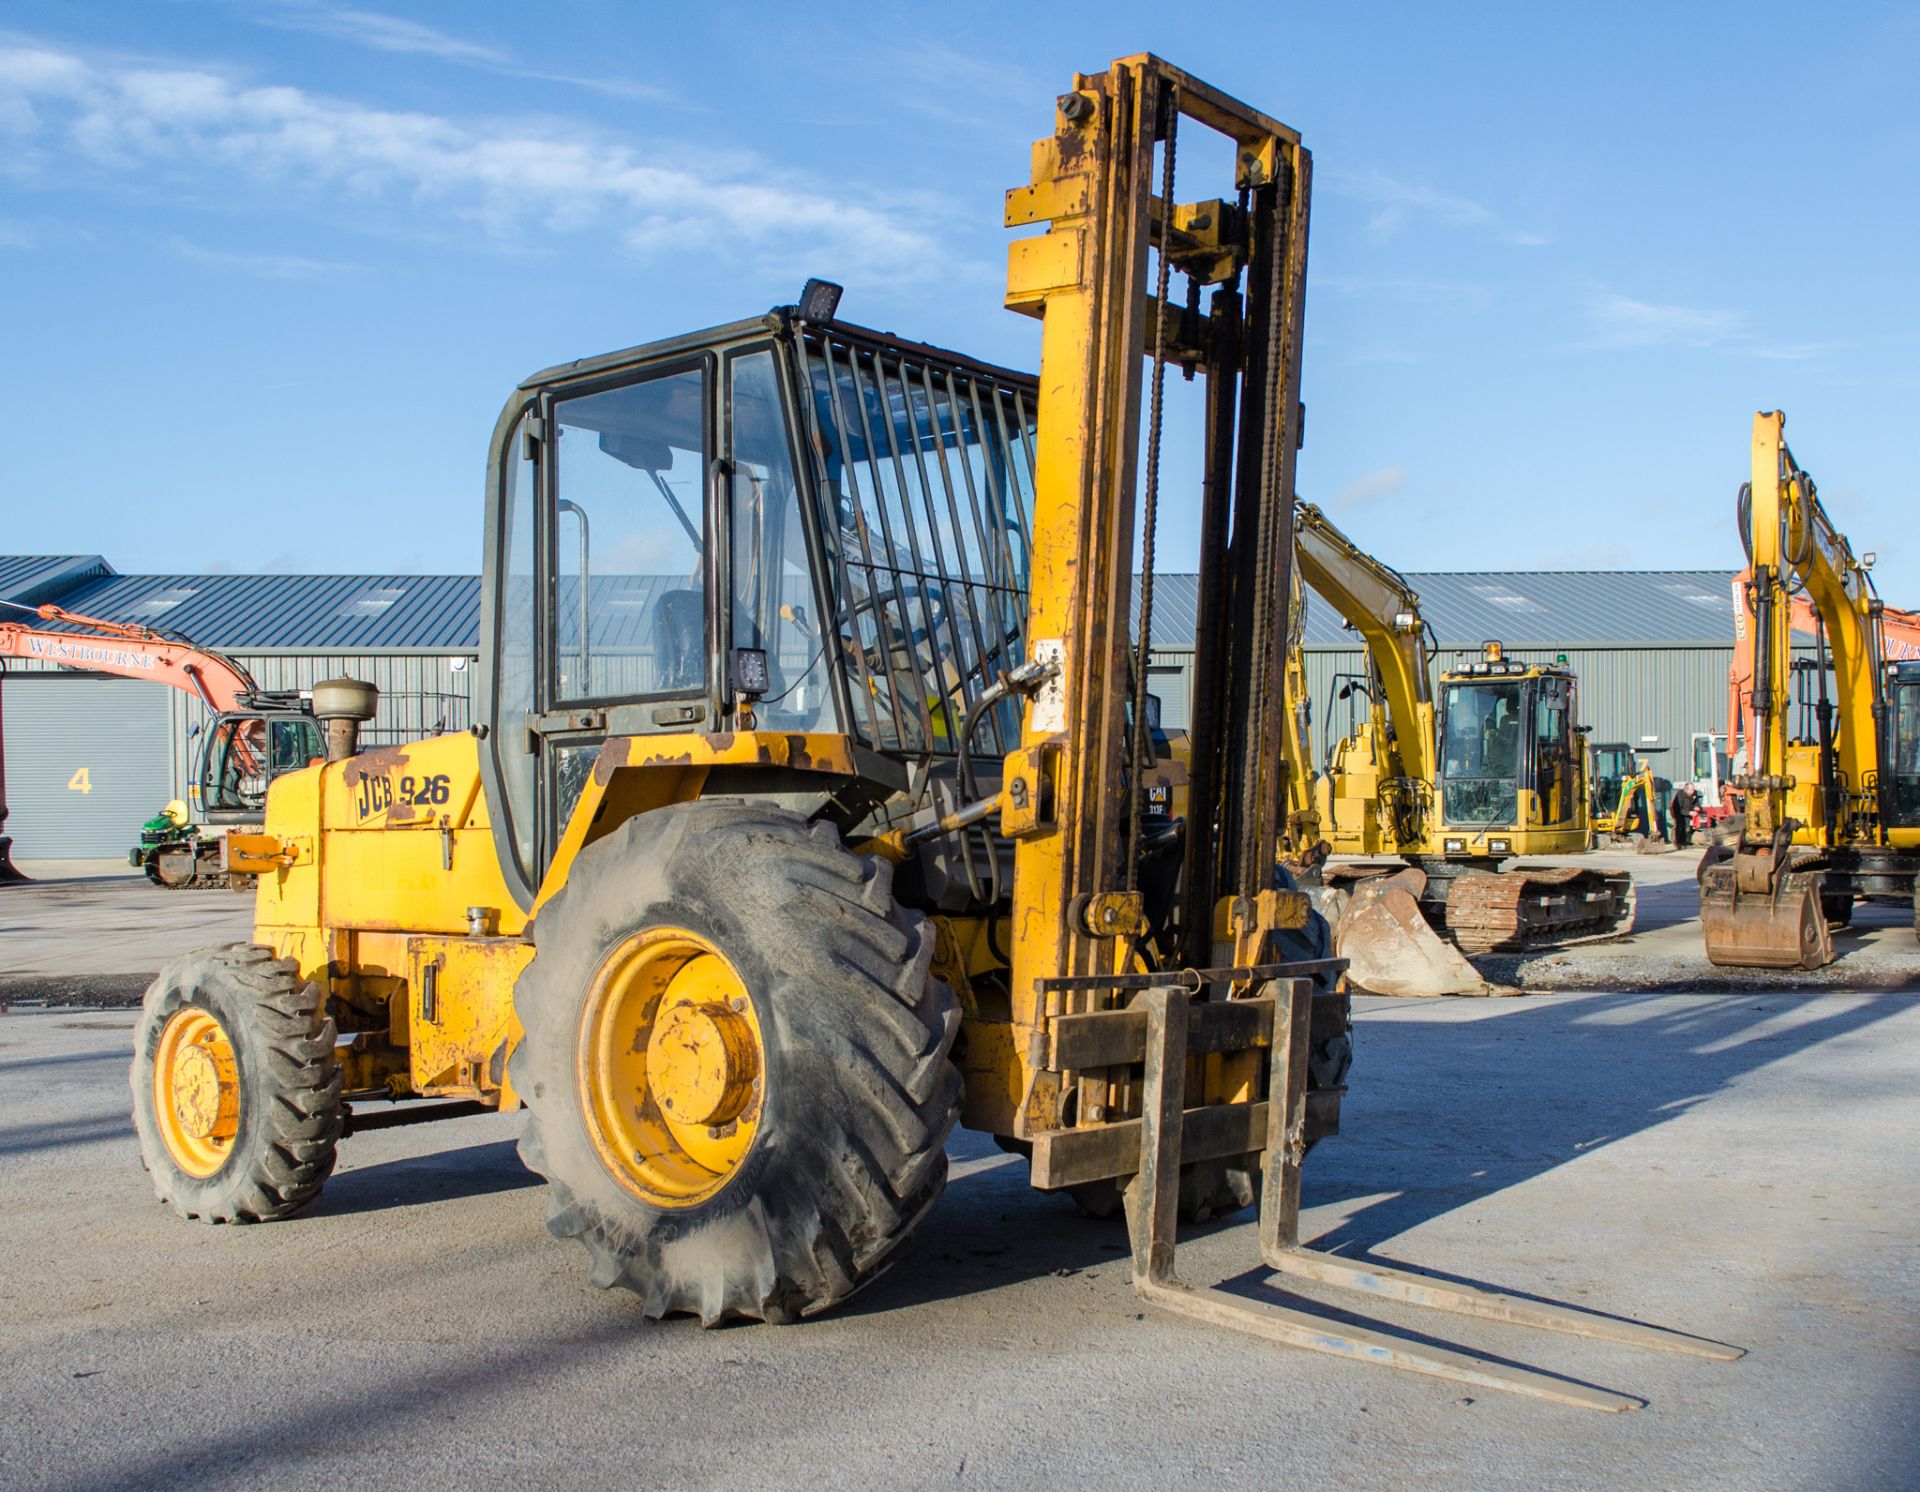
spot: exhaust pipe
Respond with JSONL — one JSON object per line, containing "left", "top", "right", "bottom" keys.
{"left": 311, "top": 678, "right": 380, "bottom": 762}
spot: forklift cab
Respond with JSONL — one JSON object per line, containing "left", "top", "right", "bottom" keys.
{"left": 479, "top": 304, "right": 1040, "bottom": 897}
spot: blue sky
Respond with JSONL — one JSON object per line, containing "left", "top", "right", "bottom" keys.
{"left": 3, "top": 2, "right": 1917, "bottom": 607}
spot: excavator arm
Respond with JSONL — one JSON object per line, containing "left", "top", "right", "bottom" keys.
{"left": 1292, "top": 500, "right": 1435, "bottom": 788}
{"left": 1740, "top": 412, "right": 1884, "bottom": 842}
{"left": 1726, "top": 570, "right": 1920, "bottom": 784}
{"left": 1278, "top": 565, "right": 1324, "bottom": 858}
{"left": 0, "top": 604, "right": 266, "bottom": 713}
{"left": 1704, "top": 411, "right": 1897, "bottom": 968}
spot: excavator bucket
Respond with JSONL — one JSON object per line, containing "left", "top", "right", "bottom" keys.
{"left": 1327, "top": 868, "right": 1488, "bottom": 997}
{"left": 1700, "top": 863, "right": 1834, "bottom": 971}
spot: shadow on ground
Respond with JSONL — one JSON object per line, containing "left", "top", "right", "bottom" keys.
{"left": 307, "top": 1137, "right": 541, "bottom": 1217}
{"left": 856, "top": 987, "right": 1914, "bottom": 1318}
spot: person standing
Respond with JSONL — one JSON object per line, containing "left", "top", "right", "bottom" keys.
{"left": 1670, "top": 782, "right": 1700, "bottom": 848}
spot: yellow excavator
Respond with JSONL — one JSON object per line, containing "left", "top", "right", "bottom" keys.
{"left": 1588, "top": 741, "right": 1670, "bottom": 844}
{"left": 1293, "top": 502, "right": 1637, "bottom": 958}
{"left": 1700, "top": 412, "right": 1920, "bottom": 967}
{"left": 129, "top": 55, "right": 1734, "bottom": 1409}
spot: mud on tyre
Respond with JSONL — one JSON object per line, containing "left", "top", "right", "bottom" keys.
{"left": 509, "top": 800, "right": 962, "bottom": 1325}
{"left": 130, "top": 943, "right": 343, "bottom": 1223}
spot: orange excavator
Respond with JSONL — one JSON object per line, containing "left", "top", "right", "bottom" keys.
{"left": 0, "top": 602, "right": 322, "bottom": 886}
{"left": 1725, "top": 569, "right": 1920, "bottom": 790}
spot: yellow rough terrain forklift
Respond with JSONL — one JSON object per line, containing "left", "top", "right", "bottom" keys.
{"left": 132, "top": 56, "right": 1735, "bottom": 1408}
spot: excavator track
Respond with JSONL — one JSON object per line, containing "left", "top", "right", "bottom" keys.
{"left": 1441, "top": 866, "right": 1638, "bottom": 954}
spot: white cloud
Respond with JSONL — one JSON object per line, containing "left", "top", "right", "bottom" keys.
{"left": 0, "top": 39, "right": 947, "bottom": 283}
{"left": 0, "top": 218, "right": 35, "bottom": 248}
{"left": 1579, "top": 291, "right": 1842, "bottom": 364}
{"left": 1315, "top": 272, "right": 1494, "bottom": 314}
{"left": 1334, "top": 464, "right": 1407, "bottom": 508}
{"left": 240, "top": 3, "right": 676, "bottom": 104}
{"left": 169, "top": 235, "right": 360, "bottom": 279}
{"left": 1585, "top": 293, "right": 1743, "bottom": 349}
{"left": 254, "top": 3, "right": 506, "bottom": 64}
{"left": 1325, "top": 167, "right": 1547, "bottom": 248}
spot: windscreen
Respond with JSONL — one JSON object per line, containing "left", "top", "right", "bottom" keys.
{"left": 1440, "top": 680, "right": 1522, "bottom": 826}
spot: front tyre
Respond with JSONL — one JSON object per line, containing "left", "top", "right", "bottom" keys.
{"left": 130, "top": 944, "right": 343, "bottom": 1223}
{"left": 509, "top": 801, "right": 961, "bottom": 1325}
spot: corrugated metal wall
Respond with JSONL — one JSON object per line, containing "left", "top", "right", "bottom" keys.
{"left": 10, "top": 652, "right": 476, "bottom": 811}
{"left": 159, "top": 652, "right": 477, "bottom": 800}
{"left": 13, "top": 637, "right": 1816, "bottom": 850}
{"left": 1146, "top": 643, "right": 1809, "bottom": 773}
{"left": 3, "top": 674, "right": 172, "bottom": 858}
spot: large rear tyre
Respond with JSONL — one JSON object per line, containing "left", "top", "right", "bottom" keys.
{"left": 510, "top": 801, "right": 961, "bottom": 1325}
{"left": 130, "top": 944, "right": 342, "bottom": 1223}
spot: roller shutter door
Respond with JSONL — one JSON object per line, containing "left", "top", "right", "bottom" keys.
{"left": 2, "top": 674, "right": 172, "bottom": 859}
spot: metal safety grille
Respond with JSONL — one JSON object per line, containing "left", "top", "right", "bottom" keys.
{"left": 793, "top": 329, "right": 1036, "bottom": 759}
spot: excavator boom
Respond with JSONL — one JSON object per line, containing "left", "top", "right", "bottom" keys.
{"left": 0, "top": 603, "right": 267, "bottom": 713}
{"left": 1701, "top": 411, "right": 1920, "bottom": 968}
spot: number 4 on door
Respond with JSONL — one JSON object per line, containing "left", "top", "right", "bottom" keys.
{"left": 68, "top": 767, "right": 92, "bottom": 794}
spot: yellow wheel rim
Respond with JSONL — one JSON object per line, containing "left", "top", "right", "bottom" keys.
{"left": 579, "top": 928, "right": 766, "bottom": 1208}
{"left": 153, "top": 1008, "right": 240, "bottom": 1178}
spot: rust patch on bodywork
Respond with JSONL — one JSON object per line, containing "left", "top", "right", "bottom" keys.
{"left": 343, "top": 744, "right": 412, "bottom": 783}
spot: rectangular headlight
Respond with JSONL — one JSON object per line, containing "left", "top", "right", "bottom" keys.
{"left": 733, "top": 648, "right": 770, "bottom": 698}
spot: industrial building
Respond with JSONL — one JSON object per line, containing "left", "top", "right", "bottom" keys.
{"left": 2, "top": 553, "right": 1744, "bottom": 860}
{"left": 1144, "top": 567, "right": 1747, "bottom": 767}
{"left": 1, "top": 555, "right": 477, "bottom": 858}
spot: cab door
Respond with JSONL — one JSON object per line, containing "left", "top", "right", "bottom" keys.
{"left": 1530, "top": 676, "right": 1577, "bottom": 828}
{"left": 535, "top": 358, "right": 718, "bottom": 856}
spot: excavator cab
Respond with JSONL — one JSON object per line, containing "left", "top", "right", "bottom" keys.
{"left": 193, "top": 710, "right": 324, "bottom": 822}
{"left": 1589, "top": 741, "right": 1635, "bottom": 828}
{"left": 1891, "top": 662, "right": 1920, "bottom": 827}
{"left": 1434, "top": 646, "right": 1584, "bottom": 856}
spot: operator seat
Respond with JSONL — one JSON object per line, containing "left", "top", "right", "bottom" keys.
{"left": 653, "top": 589, "right": 704, "bottom": 691}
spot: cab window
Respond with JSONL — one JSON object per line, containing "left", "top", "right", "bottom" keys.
{"left": 551, "top": 365, "right": 709, "bottom": 703}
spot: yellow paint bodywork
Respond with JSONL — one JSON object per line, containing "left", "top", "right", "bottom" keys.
{"left": 533, "top": 731, "right": 864, "bottom": 916}
{"left": 245, "top": 728, "right": 871, "bottom": 1113}
{"left": 1744, "top": 412, "right": 1918, "bottom": 852}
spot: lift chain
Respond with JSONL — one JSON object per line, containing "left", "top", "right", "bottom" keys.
{"left": 1240, "top": 158, "right": 1294, "bottom": 898}
{"left": 1128, "top": 80, "right": 1179, "bottom": 893}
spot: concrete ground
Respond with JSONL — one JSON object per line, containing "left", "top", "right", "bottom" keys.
{"left": 1477, "top": 844, "right": 1920, "bottom": 993}
{"left": 1, "top": 862, "right": 253, "bottom": 1005}
{"left": 1, "top": 860, "right": 1916, "bottom": 1489}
